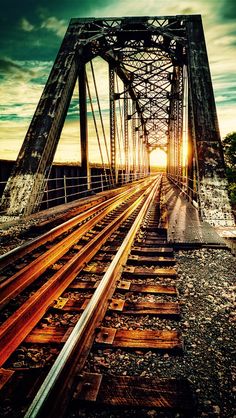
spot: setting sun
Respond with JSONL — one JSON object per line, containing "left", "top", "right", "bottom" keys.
{"left": 150, "top": 149, "right": 167, "bottom": 169}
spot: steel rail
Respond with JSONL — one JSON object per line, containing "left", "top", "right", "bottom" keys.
{"left": 24, "top": 176, "right": 161, "bottom": 418}
{"left": 0, "top": 178, "right": 158, "bottom": 367}
{"left": 0, "top": 179, "right": 152, "bottom": 310}
{"left": 0, "top": 195, "right": 105, "bottom": 271}
{"left": 0, "top": 181, "right": 147, "bottom": 272}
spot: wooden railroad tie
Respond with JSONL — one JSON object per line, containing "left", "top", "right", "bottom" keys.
{"left": 108, "top": 299, "right": 180, "bottom": 318}
{"left": 82, "top": 265, "right": 177, "bottom": 277}
{"left": 24, "top": 326, "right": 183, "bottom": 352}
{"left": 69, "top": 279, "right": 177, "bottom": 295}
{"left": 73, "top": 372, "right": 194, "bottom": 413}
{"left": 126, "top": 255, "right": 176, "bottom": 265}
{"left": 131, "top": 246, "right": 174, "bottom": 256}
{"left": 95, "top": 327, "right": 183, "bottom": 352}
{"left": 50, "top": 297, "right": 180, "bottom": 318}
{"left": 123, "top": 266, "right": 177, "bottom": 278}
{"left": 0, "top": 369, "right": 195, "bottom": 413}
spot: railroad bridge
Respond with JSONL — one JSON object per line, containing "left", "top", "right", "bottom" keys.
{"left": 0, "top": 15, "right": 234, "bottom": 226}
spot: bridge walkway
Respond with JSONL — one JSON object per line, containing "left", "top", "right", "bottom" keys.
{"left": 164, "top": 180, "right": 231, "bottom": 247}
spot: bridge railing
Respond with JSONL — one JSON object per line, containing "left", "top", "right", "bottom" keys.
{"left": 166, "top": 173, "right": 199, "bottom": 208}
{"left": 167, "top": 173, "right": 236, "bottom": 224}
{"left": 39, "top": 171, "right": 148, "bottom": 211}
{"left": 0, "top": 172, "right": 149, "bottom": 216}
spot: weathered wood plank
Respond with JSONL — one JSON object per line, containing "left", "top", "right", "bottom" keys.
{"left": 75, "top": 372, "right": 194, "bottom": 411}
{"left": 141, "top": 227, "right": 167, "bottom": 236}
{"left": 82, "top": 266, "right": 177, "bottom": 277}
{"left": 99, "top": 246, "right": 120, "bottom": 254}
{"left": 123, "top": 267, "right": 177, "bottom": 278}
{"left": 95, "top": 327, "right": 182, "bottom": 351}
{"left": 0, "top": 369, "right": 49, "bottom": 407}
{"left": 0, "top": 368, "right": 14, "bottom": 390}
{"left": 127, "top": 255, "right": 175, "bottom": 265}
{"left": 25, "top": 326, "right": 73, "bottom": 343}
{"left": 117, "top": 280, "right": 177, "bottom": 295}
{"left": 51, "top": 296, "right": 179, "bottom": 316}
{"left": 136, "top": 239, "right": 167, "bottom": 245}
{"left": 129, "top": 283, "right": 177, "bottom": 295}
{"left": 68, "top": 281, "right": 100, "bottom": 290}
{"left": 53, "top": 298, "right": 89, "bottom": 311}
{"left": 131, "top": 247, "right": 174, "bottom": 256}
{"left": 82, "top": 265, "right": 108, "bottom": 274}
{"left": 109, "top": 299, "right": 180, "bottom": 317}
{"left": 93, "top": 254, "right": 114, "bottom": 262}
{"left": 69, "top": 280, "right": 177, "bottom": 296}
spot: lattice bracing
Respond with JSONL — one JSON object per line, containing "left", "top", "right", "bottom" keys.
{"left": 0, "top": 15, "right": 234, "bottom": 226}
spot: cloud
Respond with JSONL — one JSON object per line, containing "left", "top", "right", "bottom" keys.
{"left": 218, "top": 0, "right": 236, "bottom": 20}
{"left": 0, "top": 120, "right": 30, "bottom": 160}
{"left": 40, "top": 16, "right": 67, "bottom": 38}
{"left": 0, "top": 58, "right": 36, "bottom": 81}
{"left": 0, "top": 59, "right": 53, "bottom": 128}
{"left": 100, "top": 0, "right": 212, "bottom": 19}
{"left": 0, "top": 0, "right": 235, "bottom": 164}
{"left": 217, "top": 106, "right": 236, "bottom": 138}
{"left": 0, "top": 58, "right": 52, "bottom": 85}
{"left": 20, "top": 17, "right": 34, "bottom": 32}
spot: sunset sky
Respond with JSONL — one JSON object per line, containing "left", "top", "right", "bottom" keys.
{"left": 0, "top": 0, "right": 235, "bottom": 166}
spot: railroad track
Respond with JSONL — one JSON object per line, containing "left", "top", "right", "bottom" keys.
{"left": 0, "top": 174, "right": 195, "bottom": 417}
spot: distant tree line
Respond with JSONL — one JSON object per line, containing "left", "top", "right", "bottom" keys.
{"left": 223, "top": 132, "right": 236, "bottom": 206}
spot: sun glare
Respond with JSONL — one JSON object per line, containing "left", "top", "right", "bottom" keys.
{"left": 150, "top": 149, "right": 167, "bottom": 169}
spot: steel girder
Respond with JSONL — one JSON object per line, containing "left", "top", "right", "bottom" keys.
{"left": 0, "top": 15, "right": 234, "bottom": 225}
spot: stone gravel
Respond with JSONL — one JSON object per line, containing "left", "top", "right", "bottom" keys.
{"left": 81, "top": 248, "right": 235, "bottom": 418}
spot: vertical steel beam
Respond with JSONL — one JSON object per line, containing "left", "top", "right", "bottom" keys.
{"left": 137, "top": 120, "right": 142, "bottom": 177}
{"left": 132, "top": 101, "right": 137, "bottom": 180}
{"left": 79, "top": 64, "right": 89, "bottom": 190}
{"left": 142, "top": 136, "right": 145, "bottom": 176}
{"left": 186, "top": 15, "right": 234, "bottom": 225}
{"left": 0, "top": 22, "right": 79, "bottom": 216}
{"left": 124, "top": 88, "right": 129, "bottom": 182}
{"left": 109, "top": 64, "right": 117, "bottom": 184}
{"left": 167, "top": 73, "right": 176, "bottom": 178}
{"left": 177, "top": 66, "right": 183, "bottom": 183}
{"left": 147, "top": 147, "right": 151, "bottom": 175}
{"left": 187, "top": 82, "right": 195, "bottom": 203}
{"left": 167, "top": 66, "right": 184, "bottom": 187}
{"left": 144, "top": 132, "right": 148, "bottom": 176}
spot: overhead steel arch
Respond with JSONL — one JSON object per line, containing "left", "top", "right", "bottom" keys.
{"left": 0, "top": 15, "right": 234, "bottom": 225}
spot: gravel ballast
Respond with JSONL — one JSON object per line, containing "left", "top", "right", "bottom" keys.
{"left": 82, "top": 248, "right": 235, "bottom": 418}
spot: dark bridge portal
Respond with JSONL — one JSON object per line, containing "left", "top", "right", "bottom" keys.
{"left": 1, "top": 15, "right": 234, "bottom": 226}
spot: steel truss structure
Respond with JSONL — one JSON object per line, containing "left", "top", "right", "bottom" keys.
{"left": 1, "top": 15, "right": 234, "bottom": 225}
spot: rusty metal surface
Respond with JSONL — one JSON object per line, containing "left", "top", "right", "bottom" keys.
{"left": 0, "top": 185, "right": 143, "bottom": 308}
{"left": 0, "top": 179, "right": 156, "bottom": 368}
{"left": 24, "top": 177, "right": 161, "bottom": 418}
{"left": 0, "top": 15, "right": 233, "bottom": 226}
